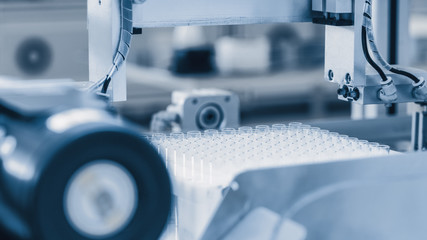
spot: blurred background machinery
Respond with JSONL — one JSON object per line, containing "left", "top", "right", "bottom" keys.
{"left": 1, "top": 0, "right": 427, "bottom": 129}
{"left": 150, "top": 89, "right": 239, "bottom": 132}
{"left": 0, "top": 0, "right": 88, "bottom": 82}
{"left": 122, "top": 23, "right": 340, "bottom": 126}
{"left": 1, "top": 0, "right": 427, "bottom": 240}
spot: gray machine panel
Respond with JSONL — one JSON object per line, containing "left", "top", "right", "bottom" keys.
{"left": 133, "top": 0, "right": 312, "bottom": 28}
{"left": 202, "top": 152, "right": 427, "bottom": 240}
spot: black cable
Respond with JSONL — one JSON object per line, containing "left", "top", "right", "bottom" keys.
{"left": 364, "top": 0, "right": 420, "bottom": 84}
{"left": 100, "top": 0, "right": 123, "bottom": 94}
{"left": 362, "top": 26, "right": 388, "bottom": 82}
{"left": 101, "top": 76, "right": 112, "bottom": 94}
{"left": 390, "top": 67, "right": 421, "bottom": 84}
{"left": 100, "top": 0, "right": 133, "bottom": 94}
{"left": 101, "top": 78, "right": 109, "bottom": 94}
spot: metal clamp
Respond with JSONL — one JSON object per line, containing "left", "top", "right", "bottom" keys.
{"left": 378, "top": 77, "right": 398, "bottom": 103}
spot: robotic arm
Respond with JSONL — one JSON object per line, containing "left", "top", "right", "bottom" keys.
{"left": 90, "top": 0, "right": 427, "bottom": 104}
{"left": 88, "top": 0, "right": 134, "bottom": 95}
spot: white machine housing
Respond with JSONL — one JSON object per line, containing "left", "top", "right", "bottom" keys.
{"left": 88, "top": 0, "right": 423, "bottom": 106}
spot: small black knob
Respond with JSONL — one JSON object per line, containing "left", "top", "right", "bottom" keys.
{"left": 132, "top": 28, "right": 143, "bottom": 35}
{"left": 337, "top": 86, "right": 349, "bottom": 98}
{"left": 349, "top": 88, "right": 360, "bottom": 101}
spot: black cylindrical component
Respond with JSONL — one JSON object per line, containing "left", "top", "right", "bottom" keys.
{"left": 337, "top": 85, "right": 349, "bottom": 98}
{"left": 0, "top": 88, "right": 171, "bottom": 240}
{"left": 349, "top": 88, "right": 360, "bottom": 101}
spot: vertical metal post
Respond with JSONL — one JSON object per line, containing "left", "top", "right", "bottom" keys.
{"left": 88, "top": 0, "right": 127, "bottom": 101}
{"left": 396, "top": 0, "right": 412, "bottom": 66}
{"left": 352, "top": 0, "right": 389, "bottom": 120}
{"left": 411, "top": 105, "right": 427, "bottom": 151}
{"left": 387, "top": 0, "right": 411, "bottom": 115}
{"left": 351, "top": 0, "right": 411, "bottom": 119}
{"left": 348, "top": 0, "right": 384, "bottom": 119}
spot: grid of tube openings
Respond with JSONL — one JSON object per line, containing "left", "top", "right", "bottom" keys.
{"left": 148, "top": 123, "right": 390, "bottom": 187}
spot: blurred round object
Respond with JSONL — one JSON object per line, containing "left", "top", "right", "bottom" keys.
{"left": 65, "top": 161, "right": 138, "bottom": 238}
{"left": 197, "top": 104, "right": 223, "bottom": 130}
{"left": 15, "top": 37, "right": 52, "bottom": 76}
{"left": 0, "top": 88, "right": 172, "bottom": 240}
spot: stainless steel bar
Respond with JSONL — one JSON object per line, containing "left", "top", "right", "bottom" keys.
{"left": 133, "top": 0, "right": 312, "bottom": 28}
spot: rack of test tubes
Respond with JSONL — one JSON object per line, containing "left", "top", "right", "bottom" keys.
{"left": 149, "top": 123, "right": 391, "bottom": 240}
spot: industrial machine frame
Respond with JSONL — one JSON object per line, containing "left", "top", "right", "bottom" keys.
{"left": 86, "top": 0, "right": 427, "bottom": 239}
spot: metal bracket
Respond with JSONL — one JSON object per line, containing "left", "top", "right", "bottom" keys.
{"left": 201, "top": 152, "right": 427, "bottom": 240}
{"left": 312, "top": 0, "right": 354, "bottom": 26}
{"left": 88, "top": 0, "right": 127, "bottom": 101}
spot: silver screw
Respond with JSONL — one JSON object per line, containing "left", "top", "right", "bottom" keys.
{"left": 345, "top": 73, "right": 352, "bottom": 84}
